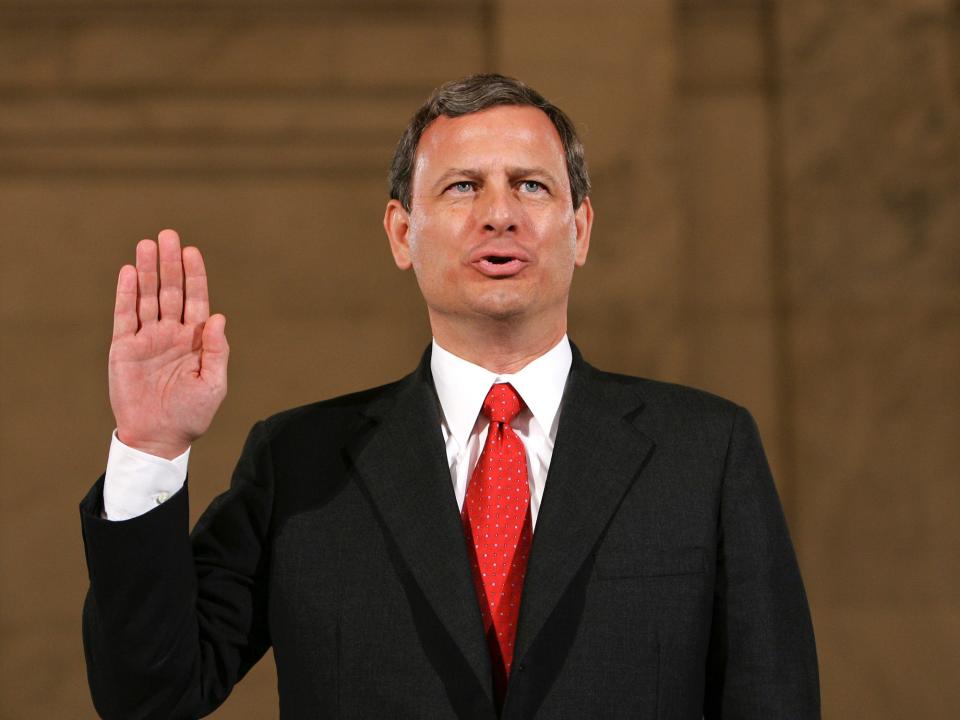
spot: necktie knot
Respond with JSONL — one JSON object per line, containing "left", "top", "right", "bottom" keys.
{"left": 482, "top": 383, "right": 524, "bottom": 425}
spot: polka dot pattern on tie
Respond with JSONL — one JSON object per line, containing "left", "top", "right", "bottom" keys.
{"left": 461, "top": 382, "right": 532, "bottom": 698}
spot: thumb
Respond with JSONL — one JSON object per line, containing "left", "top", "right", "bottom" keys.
{"left": 201, "top": 313, "right": 229, "bottom": 384}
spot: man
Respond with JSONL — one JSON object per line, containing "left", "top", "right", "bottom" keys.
{"left": 80, "top": 74, "right": 820, "bottom": 719}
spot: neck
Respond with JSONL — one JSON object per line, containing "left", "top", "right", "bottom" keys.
{"left": 429, "top": 310, "right": 567, "bottom": 374}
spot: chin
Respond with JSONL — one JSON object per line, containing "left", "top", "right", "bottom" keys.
{"left": 468, "top": 292, "right": 531, "bottom": 322}
{"left": 477, "top": 307, "right": 526, "bottom": 323}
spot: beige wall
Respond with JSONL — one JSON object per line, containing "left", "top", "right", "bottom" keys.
{"left": 1, "top": 1, "right": 957, "bottom": 717}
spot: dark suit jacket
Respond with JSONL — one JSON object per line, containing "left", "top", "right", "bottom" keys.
{"left": 80, "top": 345, "right": 819, "bottom": 719}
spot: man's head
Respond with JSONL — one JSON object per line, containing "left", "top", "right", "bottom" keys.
{"left": 389, "top": 74, "right": 591, "bottom": 212}
{"left": 383, "top": 76, "right": 594, "bottom": 362}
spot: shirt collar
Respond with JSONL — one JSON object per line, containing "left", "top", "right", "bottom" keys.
{"left": 430, "top": 335, "right": 572, "bottom": 450}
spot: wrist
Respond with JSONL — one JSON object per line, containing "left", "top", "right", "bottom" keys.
{"left": 115, "top": 431, "right": 190, "bottom": 460}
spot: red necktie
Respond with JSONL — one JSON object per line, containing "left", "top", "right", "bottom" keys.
{"left": 462, "top": 383, "right": 533, "bottom": 705}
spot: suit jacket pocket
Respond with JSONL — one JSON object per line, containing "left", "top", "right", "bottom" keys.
{"left": 595, "top": 545, "right": 705, "bottom": 579}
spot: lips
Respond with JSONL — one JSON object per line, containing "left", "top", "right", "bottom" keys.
{"left": 469, "top": 247, "right": 530, "bottom": 278}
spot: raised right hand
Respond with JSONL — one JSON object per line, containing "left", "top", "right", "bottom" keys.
{"left": 109, "top": 229, "right": 229, "bottom": 459}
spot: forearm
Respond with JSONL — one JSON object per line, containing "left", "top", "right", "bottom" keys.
{"left": 80, "top": 423, "right": 274, "bottom": 719}
{"left": 81, "top": 478, "right": 207, "bottom": 719}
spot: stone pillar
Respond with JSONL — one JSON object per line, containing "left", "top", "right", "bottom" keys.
{"left": 675, "top": 0, "right": 787, "bottom": 488}
{"left": 0, "top": 3, "right": 489, "bottom": 718}
{"left": 776, "top": 2, "right": 960, "bottom": 717}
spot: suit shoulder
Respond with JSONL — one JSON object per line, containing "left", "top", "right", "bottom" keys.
{"left": 585, "top": 366, "right": 752, "bottom": 468}
{"left": 257, "top": 378, "right": 406, "bottom": 441}
{"left": 588, "top": 365, "right": 744, "bottom": 425}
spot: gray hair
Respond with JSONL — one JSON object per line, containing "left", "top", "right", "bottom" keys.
{"left": 389, "top": 74, "right": 590, "bottom": 211}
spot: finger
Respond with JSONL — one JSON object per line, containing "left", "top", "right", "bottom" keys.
{"left": 182, "top": 246, "right": 210, "bottom": 325}
{"left": 157, "top": 228, "right": 184, "bottom": 321}
{"left": 200, "top": 313, "right": 229, "bottom": 387}
{"left": 112, "top": 265, "right": 139, "bottom": 339}
{"left": 136, "top": 239, "right": 159, "bottom": 324}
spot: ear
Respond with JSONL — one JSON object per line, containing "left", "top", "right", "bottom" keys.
{"left": 384, "top": 199, "right": 413, "bottom": 270}
{"left": 573, "top": 196, "right": 593, "bottom": 267}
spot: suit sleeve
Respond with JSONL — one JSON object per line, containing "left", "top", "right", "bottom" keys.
{"left": 703, "top": 406, "right": 821, "bottom": 719}
{"left": 80, "top": 421, "right": 274, "bottom": 720}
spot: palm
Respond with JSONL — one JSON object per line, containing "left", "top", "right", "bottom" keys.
{"left": 109, "top": 230, "right": 228, "bottom": 459}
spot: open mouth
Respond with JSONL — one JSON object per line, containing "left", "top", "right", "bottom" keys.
{"left": 473, "top": 255, "right": 527, "bottom": 277}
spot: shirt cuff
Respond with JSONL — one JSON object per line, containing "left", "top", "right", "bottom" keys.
{"left": 103, "top": 431, "right": 190, "bottom": 521}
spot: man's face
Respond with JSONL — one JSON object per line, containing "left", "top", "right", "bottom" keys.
{"left": 384, "top": 105, "right": 592, "bottom": 330}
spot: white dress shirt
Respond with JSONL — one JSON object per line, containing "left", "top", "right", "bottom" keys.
{"left": 103, "top": 435, "right": 190, "bottom": 521}
{"left": 103, "top": 336, "right": 572, "bottom": 527}
{"left": 430, "top": 336, "right": 571, "bottom": 530}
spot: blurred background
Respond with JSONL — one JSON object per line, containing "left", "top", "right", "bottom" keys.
{"left": 1, "top": 0, "right": 958, "bottom": 717}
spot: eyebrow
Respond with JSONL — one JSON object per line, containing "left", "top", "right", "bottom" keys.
{"left": 431, "top": 168, "right": 484, "bottom": 191}
{"left": 508, "top": 166, "right": 559, "bottom": 184}
{"left": 430, "top": 166, "right": 562, "bottom": 192}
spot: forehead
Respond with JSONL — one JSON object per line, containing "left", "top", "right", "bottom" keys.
{"left": 413, "top": 105, "right": 567, "bottom": 182}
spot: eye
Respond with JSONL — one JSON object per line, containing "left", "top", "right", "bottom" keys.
{"left": 447, "top": 181, "right": 476, "bottom": 194}
{"left": 519, "top": 180, "right": 546, "bottom": 193}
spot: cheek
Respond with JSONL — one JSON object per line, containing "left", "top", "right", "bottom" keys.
{"left": 562, "top": 214, "right": 580, "bottom": 255}
{"left": 406, "top": 222, "right": 457, "bottom": 286}
{"left": 406, "top": 212, "right": 426, "bottom": 255}
{"left": 542, "top": 219, "right": 579, "bottom": 261}
{"left": 408, "top": 211, "right": 469, "bottom": 265}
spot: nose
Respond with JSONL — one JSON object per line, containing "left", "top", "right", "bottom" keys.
{"left": 478, "top": 183, "right": 518, "bottom": 234}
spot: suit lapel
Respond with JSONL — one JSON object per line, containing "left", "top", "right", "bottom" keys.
{"left": 345, "top": 352, "right": 494, "bottom": 705}
{"left": 513, "top": 350, "right": 655, "bottom": 666}
{"left": 343, "top": 345, "right": 655, "bottom": 711}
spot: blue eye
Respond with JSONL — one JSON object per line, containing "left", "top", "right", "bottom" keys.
{"left": 520, "top": 180, "right": 545, "bottom": 193}
{"left": 450, "top": 181, "right": 475, "bottom": 193}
